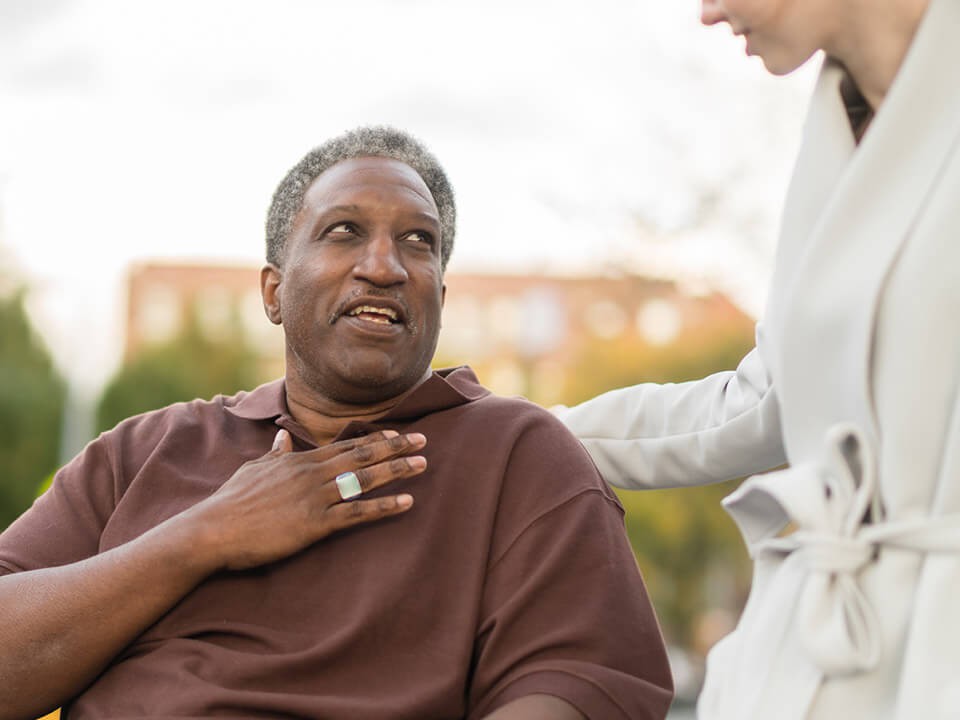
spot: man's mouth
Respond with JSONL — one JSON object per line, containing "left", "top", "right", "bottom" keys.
{"left": 346, "top": 304, "right": 400, "bottom": 325}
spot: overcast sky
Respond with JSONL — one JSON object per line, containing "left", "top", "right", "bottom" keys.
{"left": 0, "top": 0, "right": 817, "bottom": 395}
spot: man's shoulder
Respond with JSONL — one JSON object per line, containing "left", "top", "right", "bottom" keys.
{"left": 466, "top": 387, "right": 626, "bottom": 569}
{"left": 453, "top": 386, "right": 585, "bottom": 453}
{"left": 436, "top": 366, "right": 569, "bottom": 428}
{"left": 98, "top": 380, "right": 281, "bottom": 448}
{"left": 104, "top": 393, "right": 226, "bottom": 435}
{"left": 470, "top": 388, "right": 554, "bottom": 418}
{"left": 440, "top": 373, "right": 614, "bottom": 498}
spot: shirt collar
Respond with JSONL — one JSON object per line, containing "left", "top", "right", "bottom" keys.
{"left": 384, "top": 366, "right": 488, "bottom": 420}
{"left": 224, "top": 378, "right": 287, "bottom": 420}
{"left": 224, "top": 366, "right": 488, "bottom": 424}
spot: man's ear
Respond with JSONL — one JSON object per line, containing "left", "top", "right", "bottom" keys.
{"left": 440, "top": 283, "right": 446, "bottom": 327}
{"left": 260, "top": 264, "right": 283, "bottom": 325}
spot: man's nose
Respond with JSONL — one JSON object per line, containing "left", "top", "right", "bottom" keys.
{"left": 700, "top": 0, "right": 728, "bottom": 26}
{"left": 353, "top": 233, "right": 408, "bottom": 287}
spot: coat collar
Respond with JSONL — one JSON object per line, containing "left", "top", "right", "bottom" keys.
{"left": 772, "top": 0, "right": 960, "bottom": 317}
{"left": 769, "top": 0, "right": 960, "bottom": 457}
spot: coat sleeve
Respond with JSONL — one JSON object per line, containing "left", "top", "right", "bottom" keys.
{"left": 556, "top": 324, "right": 786, "bottom": 489}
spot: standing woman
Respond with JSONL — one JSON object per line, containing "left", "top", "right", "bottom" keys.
{"left": 557, "top": 0, "right": 960, "bottom": 717}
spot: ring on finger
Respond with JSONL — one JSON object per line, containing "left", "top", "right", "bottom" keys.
{"left": 335, "top": 471, "right": 363, "bottom": 501}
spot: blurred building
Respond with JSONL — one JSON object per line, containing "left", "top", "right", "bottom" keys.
{"left": 435, "top": 273, "right": 751, "bottom": 406}
{"left": 125, "top": 262, "right": 285, "bottom": 381}
{"left": 124, "top": 261, "right": 754, "bottom": 403}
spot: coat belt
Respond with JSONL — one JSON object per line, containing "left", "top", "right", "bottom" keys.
{"left": 723, "top": 423, "right": 960, "bottom": 677}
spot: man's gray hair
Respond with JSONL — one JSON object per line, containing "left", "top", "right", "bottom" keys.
{"left": 265, "top": 126, "right": 456, "bottom": 271}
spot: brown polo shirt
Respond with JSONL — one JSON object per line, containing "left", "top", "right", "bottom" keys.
{"left": 0, "top": 367, "right": 672, "bottom": 719}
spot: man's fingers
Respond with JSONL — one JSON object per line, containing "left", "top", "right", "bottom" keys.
{"left": 313, "top": 433, "right": 426, "bottom": 477}
{"left": 325, "top": 494, "right": 414, "bottom": 530}
{"left": 272, "top": 428, "right": 293, "bottom": 453}
{"left": 304, "top": 430, "right": 423, "bottom": 465}
{"left": 343, "top": 455, "right": 427, "bottom": 499}
{"left": 349, "top": 433, "right": 426, "bottom": 469}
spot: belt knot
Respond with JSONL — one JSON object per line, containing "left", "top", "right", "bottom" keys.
{"left": 724, "top": 424, "right": 960, "bottom": 678}
{"left": 792, "top": 530, "right": 875, "bottom": 574}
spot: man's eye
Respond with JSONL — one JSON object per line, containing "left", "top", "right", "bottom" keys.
{"left": 405, "top": 231, "right": 434, "bottom": 246}
{"left": 328, "top": 223, "right": 354, "bottom": 234}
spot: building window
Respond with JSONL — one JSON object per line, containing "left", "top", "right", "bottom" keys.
{"left": 138, "top": 284, "right": 181, "bottom": 346}
{"left": 637, "top": 298, "right": 681, "bottom": 346}
{"left": 584, "top": 300, "right": 627, "bottom": 340}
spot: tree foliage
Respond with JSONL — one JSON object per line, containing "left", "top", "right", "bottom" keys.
{"left": 0, "top": 290, "right": 66, "bottom": 531}
{"left": 96, "top": 314, "right": 262, "bottom": 434}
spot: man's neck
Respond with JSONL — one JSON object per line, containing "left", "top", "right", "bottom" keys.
{"left": 283, "top": 371, "right": 431, "bottom": 446}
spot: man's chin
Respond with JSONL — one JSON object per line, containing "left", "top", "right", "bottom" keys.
{"left": 325, "top": 366, "right": 430, "bottom": 406}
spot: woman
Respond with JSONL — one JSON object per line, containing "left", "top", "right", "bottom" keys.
{"left": 557, "top": 0, "right": 960, "bottom": 717}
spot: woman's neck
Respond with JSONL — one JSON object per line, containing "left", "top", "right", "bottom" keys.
{"left": 829, "top": 0, "right": 930, "bottom": 110}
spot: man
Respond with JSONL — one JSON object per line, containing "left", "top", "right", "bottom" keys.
{"left": 0, "top": 127, "right": 672, "bottom": 719}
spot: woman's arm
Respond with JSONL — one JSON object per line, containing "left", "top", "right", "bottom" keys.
{"left": 557, "top": 329, "right": 786, "bottom": 489}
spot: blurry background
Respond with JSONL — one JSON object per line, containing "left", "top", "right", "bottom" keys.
{"left": 1, "top": 0, "right": 819, "bottom": 712}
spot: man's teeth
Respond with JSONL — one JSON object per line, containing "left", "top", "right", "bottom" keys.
{"left": 348, "top": 305, "right": 398, "bottom": 323}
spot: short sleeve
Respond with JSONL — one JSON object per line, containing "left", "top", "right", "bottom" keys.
{"left": 0, "top": 434, "right": 117, "bottom": 575}
{"left": 467, "top": 414, "right": 673, "bottom": 719}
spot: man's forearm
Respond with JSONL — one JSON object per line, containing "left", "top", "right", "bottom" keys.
{"left": 481, "top": 694, "right": 587, "bottom": 720}
{"left": 0, "top": 510, "right": 220, "bottom": 720}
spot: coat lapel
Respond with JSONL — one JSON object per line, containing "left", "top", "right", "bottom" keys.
{"left": 772, "top": 0, "right": 960, "bottom": 460}
{"left": 764, "top": 59, "right": 852, "bottom": 364}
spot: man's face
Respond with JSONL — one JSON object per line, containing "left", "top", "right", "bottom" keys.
{"left": 262, "top": 156, "right": 445, "bottom": 405}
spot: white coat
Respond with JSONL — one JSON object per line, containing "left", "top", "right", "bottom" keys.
{"left": 558, "top": 0, "right": 960, "bottom": 716}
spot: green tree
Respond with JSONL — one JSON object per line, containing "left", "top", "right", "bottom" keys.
{"left": 617, "top": 481, "right": 749, "bottom": 650}
{"left": 96, "top": 314, "right": 262, "bottom": 434}
{"left": 0, "top": 289, "right": 66, "bottom": 531}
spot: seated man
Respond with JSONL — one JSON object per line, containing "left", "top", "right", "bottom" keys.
{"left": 0, "top": 127, "right": 673, "bottom": 719}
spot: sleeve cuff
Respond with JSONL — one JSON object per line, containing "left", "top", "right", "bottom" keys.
{"left": 474, "top": 668, "right": 672, "bottom": 720}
